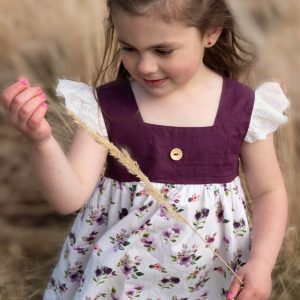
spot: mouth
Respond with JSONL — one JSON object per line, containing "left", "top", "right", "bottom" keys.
{"left": 143, "top": 78, "right": 167, "bottom": 87}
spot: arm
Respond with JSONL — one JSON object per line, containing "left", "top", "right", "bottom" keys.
{"left": 27, "top": 127, "right": 108, "bottom": 215}
{"left": 241, "top": 133, "right": 288, "bottom": 269}
{"left": 1, "top": 78, "right": 108, "bottom": 215}
{"left": 228, "top": 133, "right": 288, "bottom": 299}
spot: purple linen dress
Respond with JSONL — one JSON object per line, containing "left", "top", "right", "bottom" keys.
{"left": 43, "top": 77, "right": 289, "bottom": 300}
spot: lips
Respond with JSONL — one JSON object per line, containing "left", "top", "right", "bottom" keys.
{"left": 143, "top": 78, "right": 167, "bottom": 87}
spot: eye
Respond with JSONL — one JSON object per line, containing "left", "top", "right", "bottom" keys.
{"left": 120, "top": 46, "right": 135, "bottom": 52}
{"left": 155, "top": 49, "right": 174, "bottom": 56}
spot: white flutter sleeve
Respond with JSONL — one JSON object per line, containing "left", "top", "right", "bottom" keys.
{"left": 56, "top": 79, "right": 108, "bottom": 137}
{"left": 244, "top": 82, "right": 290, "bottom": 143}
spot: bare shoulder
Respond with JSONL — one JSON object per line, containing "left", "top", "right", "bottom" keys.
{"left": 240, "top": 134, "right": 284, "bottom": 199}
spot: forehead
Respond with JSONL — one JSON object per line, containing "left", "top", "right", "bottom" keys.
{"left": 109, "top": 0, "right": 184, "bottom": 23}
{"left": 112, "top": 9, "right": 200, "bottom": 47}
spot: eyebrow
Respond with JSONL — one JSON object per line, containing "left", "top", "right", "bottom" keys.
{"left": 118, "top": 39, "right": 179, "bottom": 49}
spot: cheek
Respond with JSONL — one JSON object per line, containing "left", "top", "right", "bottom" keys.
{"left": 168, "top": 60, "right": 200, "bottom": 79}
{"left": 121, "top": 54, "right": 135, "bottom": 73}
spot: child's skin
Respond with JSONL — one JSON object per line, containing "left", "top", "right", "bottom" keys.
{"left": 1, "top": 78, "right": 108, "bottom": 215}
{"left": 1, "top": 11, "right": 288, "bottom": 299}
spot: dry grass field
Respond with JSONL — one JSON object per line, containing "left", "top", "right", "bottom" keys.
{"left": 0, "top": 0, "right": 299, "bottom": 299}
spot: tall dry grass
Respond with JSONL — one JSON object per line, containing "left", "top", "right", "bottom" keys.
{"left": 0, "top": 0, "right": 299, "bottom": 299}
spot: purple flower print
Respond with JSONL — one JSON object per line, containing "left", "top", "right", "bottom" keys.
{"left": 159, "top": 205, "right": 170, "bottom": 220}
{"left": 200, "top": 291, "right": 209, "bottom": 299}
{"left": 203, "top": 208, "right": 209, "bottom": 217}
{"left": 230, "top": 249, "right": 246, "bottom": 272}
{"left": 127, "top": 291, "right": 134, "bottom": 297}
{"left": 171, "top": 244, "right": 200, "bottom": 267}
{"left": 223, "top": 236, "right": 231, "bottom": 251}
{"left": 49, "top": 277, "right": 55, "bottom": 288}
{"left": 217, "top": 210, "right": 224, "bottom": 222}
{"left": 195, "top": 208, "right": 209, "bottom": 221}
{"left": 193, "top": 208, "right": 210, "bottom": 230}
{"left": 188, "top": 271, "right": 210, "bottom": 292}
{"left": 93, "top": 265, "right": 117, "bottom": 286}
{"left": 159, "top": 276, "right": 180, "bottom": 289}
{"left": 233, "top": 218, "right": 247, "bottom": 237}
{"left": 73, "top": 246, "right": 89, "bottom": 256}
{"left": 98, "top": 180, "right": 106, "bottom": 194}
{"left": 180, "top": 255, "right": 191, "bottom": 266}
{"left": 95, "top": 214, "right": 107, "bottom": 225}
{"left": 118, "top": 254, "right": 144, "bottom": 279}
{"left": 135, "top": 200, "right": 154, "bottom": 218}
{"left": 82, "top": 230, "right": 98, "bottom": 245}
{"left": 123, "top": 264, "right": 133, "bottom": 278}
{"left": 172, "top": 223, "right": 182, "bottom": 234}
{"left": 58, "top": 281, "right": 68, "bottom": 294}
{"left": 233, "top": 221, "right": 240, "bottom": 228}
{"left": 93, "top": 244, "right": 103, "bottom": 257}
{"left": 132, "top": 219, "right": 152, "bottom": 234}
{"left": 126, "top": 284, "right": 144, "bottom": 299}
{"left": 65, "top": 262, "right": 84, "bottom": 283}
{"left": 141, "top": 233, "right": 156, "bottom": 252}
{"left": 95, "top": 267, "right": 102, "bottom": 277}
{"left": 68, "top": 232, "right": 76, "bottom": 246}
{"left": 162, "top": 224, "right": 183, "bottom": 243}
{"left": 129, "top": 184, "right": 138, "bottom": 202}
{"left": 215, "top": 201, "right": 229, "bottom": 223}
{"left": 118, "top": 208, "right": 128, "bottom": 220}
{"left": 86, "top": 207, "right": 108, "bottom": 226}
{"left": 109, "top": 229, "right": 130, "bottom": 251}
{"left": 222, "top": 183, "right": 230, "bottom": 196}
{"left": 162, "top": 229, "right": 172, "bottom": 239}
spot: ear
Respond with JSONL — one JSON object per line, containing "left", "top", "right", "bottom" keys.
{"left": 204, "top": 27, "right": 223, "bottom": 48}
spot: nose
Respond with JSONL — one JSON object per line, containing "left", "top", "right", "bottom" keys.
{"left": 137, "top": 54, "right": 158, "bottom": 76}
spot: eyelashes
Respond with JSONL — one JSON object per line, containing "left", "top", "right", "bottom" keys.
{"left": 120, "top": 47, "right": 174, "bottom": 56}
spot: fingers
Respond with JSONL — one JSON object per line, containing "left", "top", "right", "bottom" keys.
{"left": 1, "top": 77, "right": 48, "bottom": 128}
{"left": 27, "top": 102, "right": 48, "bottom": 130}
{"left": 17, "top": 93, "right": 47, "bottom": 128}
{"left": 10, "top": 86, "right": 44, "bottom": 115}
{"left": 227, "top": 276, "right": 244, "bottom": 299}
{"left": 1, "top": 77, "right": 30, "bottom": 110}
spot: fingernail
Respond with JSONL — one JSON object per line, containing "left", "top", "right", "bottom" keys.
{"left": 40, "top": 94, "right": 47, "bottom": 100}
{"left": 41, "top": 103, "right": 48, "bottom": 109}
{"left": 227, "top": 291, "right": 234, "bottom": 299}
{"left": 19, "top": 79, "right": 28, "bottom": 86}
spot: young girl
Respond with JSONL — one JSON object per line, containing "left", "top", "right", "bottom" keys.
{"left": 1, "top": 0, "right": 289, "bottom": 299}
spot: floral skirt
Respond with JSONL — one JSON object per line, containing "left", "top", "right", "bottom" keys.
{"left": 44, "top": 176, "right": 251, "bottom": 300}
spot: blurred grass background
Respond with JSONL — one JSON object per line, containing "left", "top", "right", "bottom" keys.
{"left": 0, "top": 0, "right": 299, "bottom": 299}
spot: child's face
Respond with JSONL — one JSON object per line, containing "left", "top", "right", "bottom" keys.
{"left": 112, "top": 10, "right": 209, "bottom": 97}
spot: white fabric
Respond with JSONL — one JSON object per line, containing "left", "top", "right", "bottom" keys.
{"left": 56, "top": 79, "right": 108, "bottom": 137}
{"left": 245, "top": 82, "right": 289, "bottom": 143}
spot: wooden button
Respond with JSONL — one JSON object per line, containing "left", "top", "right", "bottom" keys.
{"left": 170, "top": 148, "right": 183, "bottom": 161}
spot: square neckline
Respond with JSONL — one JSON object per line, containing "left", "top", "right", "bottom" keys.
{"left": 126, "top": 77, "right": 227, "bottom": 129}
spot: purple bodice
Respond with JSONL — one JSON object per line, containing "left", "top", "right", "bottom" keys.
{"left": 96, "top": 77, "right": 254, "bottom": 184}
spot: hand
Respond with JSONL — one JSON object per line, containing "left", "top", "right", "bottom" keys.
{"left": 1, "top": 77, "right": 52, "bottom": 145}
{"left": 227, "top": 259, "right": 272, "bottom": 300}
